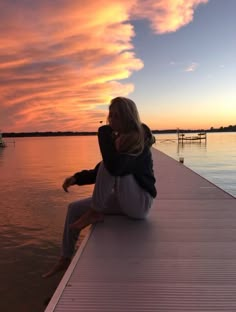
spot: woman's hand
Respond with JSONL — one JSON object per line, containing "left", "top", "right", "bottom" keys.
{"left": 62, "top": 176, "right": 76, "bottom": 192}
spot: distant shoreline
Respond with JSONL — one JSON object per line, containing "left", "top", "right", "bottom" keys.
{"left": 2, "top": 126, "right": 236, "bottom": 138}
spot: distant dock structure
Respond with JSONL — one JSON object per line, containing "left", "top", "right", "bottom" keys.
{"left": 177, "top": 129, "right": 207, "bottom": 144}
{"left": 0, "top": 131, "right": 7, "bottom": 148}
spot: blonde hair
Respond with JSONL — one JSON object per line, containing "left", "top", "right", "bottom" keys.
{"left": 109, "top": 97, "right": 144, "bottom": 155}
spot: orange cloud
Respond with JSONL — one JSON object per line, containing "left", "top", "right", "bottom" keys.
{"left": 132, "top": 0, "right": 208, "bottom": 33}
{"left": 0, "top": 0, "right": 207, "bottom": 132}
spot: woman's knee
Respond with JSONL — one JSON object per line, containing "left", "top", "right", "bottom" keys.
{"left": 67, "top": 201, "right": 78, "bottom": 216}
{"left": 66, "top": 198, "right": 92, "bottom": 220}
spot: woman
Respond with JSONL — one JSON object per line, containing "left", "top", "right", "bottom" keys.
{"left": 43, "top": 97, "right": 157, "bottom": 278}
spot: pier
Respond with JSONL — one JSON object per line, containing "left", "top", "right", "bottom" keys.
{"left": 177, "top": 130, "right": 207, "bottom": 143}
{"left": 45, "top": 148, "right": 235, "bottom": 312}
{"left": 0, "top": 132, "right": 7, "bottom": 148}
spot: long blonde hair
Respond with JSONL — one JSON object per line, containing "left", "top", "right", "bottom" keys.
{"left": 109, "top": 97, "right": 144, "bottom": 155}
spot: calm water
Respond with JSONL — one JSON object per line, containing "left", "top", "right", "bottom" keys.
{"left": 0, "top": 136, "right": 101, "bottom": 312}
{"left": 154, "top": 132, "right": 236, "bottom": 197}
{"left": 0, "top": 133, "right": 235, "bottom": 312}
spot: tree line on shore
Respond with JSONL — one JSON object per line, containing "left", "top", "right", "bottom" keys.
{"left": 2, "top": 125, "right": 236, "bottom": 138}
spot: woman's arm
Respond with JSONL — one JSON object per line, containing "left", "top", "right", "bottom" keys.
{"left": 62, "top": 163, "right": 100, "bottom": 192}
{"left": 73, "top": 162, "right": 101, "bottom": 185}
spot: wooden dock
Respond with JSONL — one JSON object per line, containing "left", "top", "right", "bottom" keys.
{"left": 45, "top": 148, "right": 236, "bottom": 312}
{"left": 177, "top": 131, "right": 207, "bottom": 143}
{"left": 0, "top": 132, "right": 7, "bottom": 148}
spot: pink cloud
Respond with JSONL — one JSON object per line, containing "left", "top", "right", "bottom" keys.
{"left": 185, "top": 62, "right": 199, "bottom": 72}
{"left": 0, "top": 0, "right": 207, "bottom": 132}
{"left": 131, "top": 0, "right": 208, "bottom": 33}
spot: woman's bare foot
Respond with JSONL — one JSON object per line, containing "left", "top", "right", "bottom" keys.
{"left": 42, "top": 257, "right": 71, "bottom": 278}
{"left": 69, "top": 209, "right": 104, "bottom": 231}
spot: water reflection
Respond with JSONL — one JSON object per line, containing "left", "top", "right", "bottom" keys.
{"left": 156, "top": 133, "right": 208, "bottom": 159}
{"left": 0, "top": 136, "right": 100, "bottom": 312}
{"left": 154, "top": 132, "right": 236, "bottom": 197}
{"left": 177, "top": 139, "right": 207, "bottom": 162}
{"left": 0, "top": 147, "right": 5, "bottom": 166}
{"left": 0, "top": 134, "right": 235, "bottom": 312}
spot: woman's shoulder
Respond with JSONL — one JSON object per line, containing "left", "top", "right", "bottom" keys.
{"left": 98, "top": 125, "right": 112, "bottom": 132}
{"left": 142, "top": 123, "right": 156, "bottom": 147}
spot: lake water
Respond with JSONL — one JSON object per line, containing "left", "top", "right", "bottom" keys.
{"left": 0, "top": 133, "right": 235, "bottom": 312}
{"left": 154, "top": 132, "right": 236, "bottom": 197}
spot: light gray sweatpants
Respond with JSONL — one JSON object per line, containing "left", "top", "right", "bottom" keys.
{"left": 62, "top": 162, "right": 153, "bottom": 258}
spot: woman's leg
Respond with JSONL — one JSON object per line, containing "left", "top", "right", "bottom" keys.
{"left": 92, "top": 162, "right": 118, "bottom": 212}
{"left": 116, "top": 175, "right": 153, "bottom": 219}
{"left": 92, "top": 162, "right": 153, "bottom": 218}
{"left": 70, "top": 162, "right": 122, "bottom": 230}
{"left": 42, "top": 197, "right": 92, "bottom": 278}
{"left": 62, "top": 197, "right": 93, "bottom": 258}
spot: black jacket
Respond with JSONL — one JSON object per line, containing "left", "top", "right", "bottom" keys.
{"left": 73, "top": 125, "right": 157, "bottom": 198}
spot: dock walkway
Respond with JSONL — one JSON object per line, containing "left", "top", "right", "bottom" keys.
{"left": 45, "top": 149, "right": 236, "bottom": 312}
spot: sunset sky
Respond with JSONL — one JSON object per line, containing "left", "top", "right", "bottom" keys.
{"left": 0, "top": 0, "right": 235, "bottom": 132}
